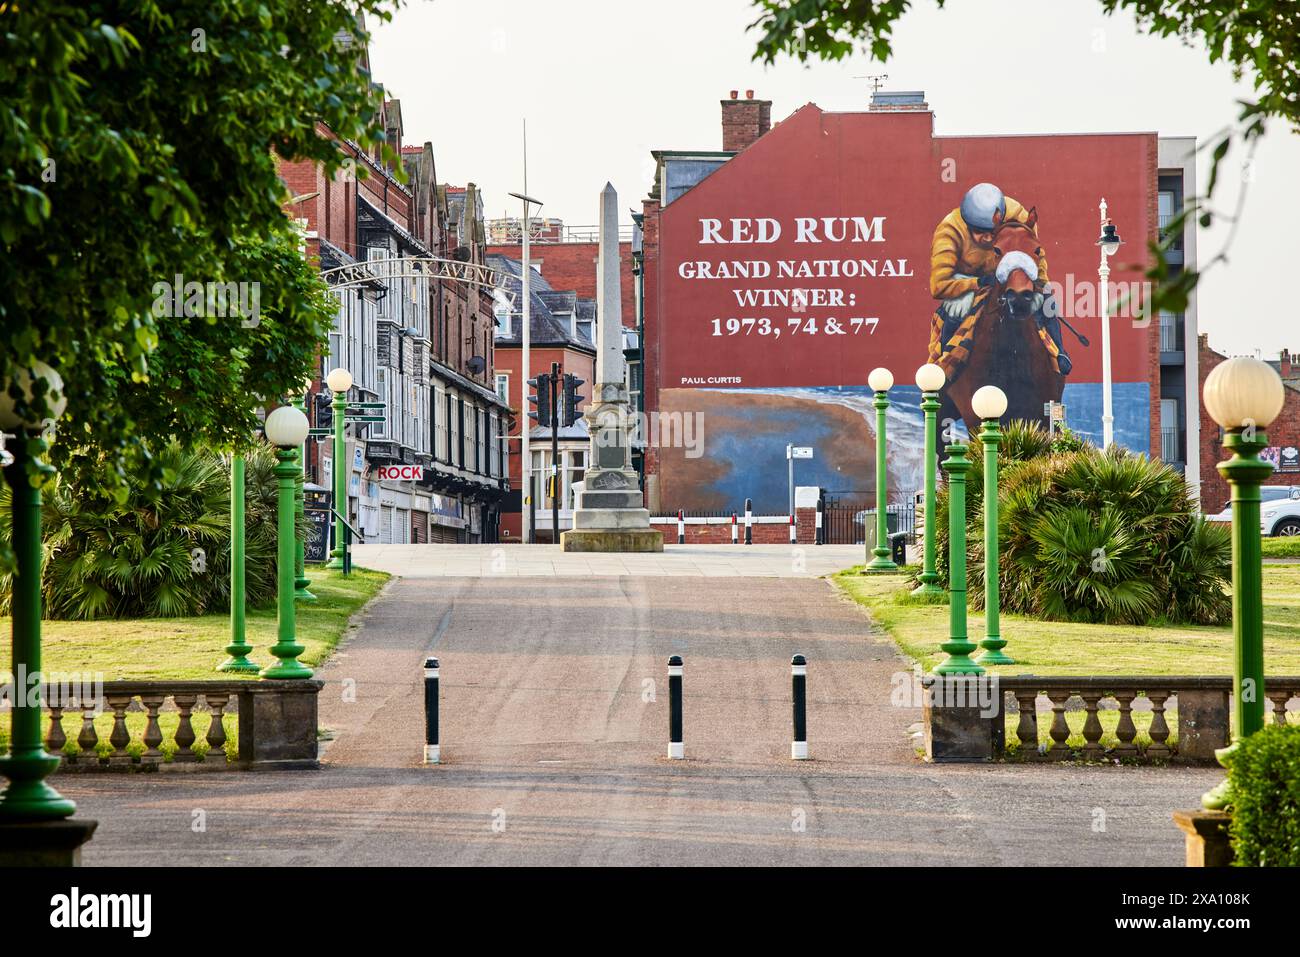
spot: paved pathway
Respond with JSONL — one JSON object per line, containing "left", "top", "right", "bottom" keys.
{"left": 56, "top": 547, "right": 1217, "bottom": 866}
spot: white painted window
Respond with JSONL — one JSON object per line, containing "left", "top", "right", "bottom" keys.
{"left": 435, "top": 387, "right": 447, "bottom": 461}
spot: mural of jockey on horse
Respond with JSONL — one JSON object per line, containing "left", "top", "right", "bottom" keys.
{"left": 928, "top": 182, "right": 1085, "bottom": 435}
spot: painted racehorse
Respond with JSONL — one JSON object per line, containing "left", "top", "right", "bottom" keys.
{"left": 941, "top": 212, "right": 1076, "bottom": 437}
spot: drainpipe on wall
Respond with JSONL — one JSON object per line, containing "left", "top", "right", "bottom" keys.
{"left": 631, "top": 212, "right": 646, "bottom": 487}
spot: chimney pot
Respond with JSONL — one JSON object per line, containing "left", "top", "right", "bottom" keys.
{"left": 729, "top": 89, "right": 738, "bottom": 99}
{"left": 746, "top": 89, "right": 754, "bottom": 99}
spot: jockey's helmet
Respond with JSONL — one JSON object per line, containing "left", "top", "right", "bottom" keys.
{"left": 960, "top": 183, "right": 1006, "bottom": 232}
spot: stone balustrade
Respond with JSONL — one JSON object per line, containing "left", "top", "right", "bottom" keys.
{"left": 922, "top": 674, "right": 1300, "bottom": 763}
{"left": 40, "top": 679, "right": 323, "bottom": 771}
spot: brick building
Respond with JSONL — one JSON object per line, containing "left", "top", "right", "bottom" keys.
{"left": 1197, "top": 334, "right": 1300, "bottom": 513}
{"left": 486, "top": 220, "right": 646, "bottom": 538}
{"left": 488, "top": 254, "right": 597, "bottom": 542}
{"left": 637, "top": 88, "right": 1201, "bottom": 526}
{"left": 277, "top": 24, "right": 509, "bottom": 544}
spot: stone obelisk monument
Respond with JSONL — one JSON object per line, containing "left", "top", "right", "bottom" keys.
{"left": 561, "top": 183, "right": 663, "bottom": 552}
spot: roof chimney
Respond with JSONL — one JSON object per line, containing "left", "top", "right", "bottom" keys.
{"left": 721, "top": 90, "right": 772, "bottom": 152}
{"left": 868, "top": 90, "right": 929, "bottom": 112}
{"left": 1282, "top": 348, "right": 1293, "bottom": 378}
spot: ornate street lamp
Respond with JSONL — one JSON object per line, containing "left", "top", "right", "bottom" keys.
{"left": 325, "top": 367, "right": 352, "bottom": 571}
{"left": 261, "top": 404, "right": 314, "bottom": 680}
{"left": 1096, "top": 201, "right": 1122, "bottom": 449}
{"left": 972, "top": 385, "right": 1013, "bottom": 665}
{"left": 295, "top": 376, "right": 317, "bottom": 602}
{"left": 1201, "top": 357, "right": 1285, "bottom": 809}
{"left": 866, "top": 366, "right": 898, "bottom": 571}
{"left": 218, "top": 451, "right": 258, "bottom": 673}
{"left": 912, "top": 363, "right": 946, "bottom": 597}
{"left": 0, "top": 362, "right": 76, "bottom": 820}
{"left": 934, "top": 439, "right": 984, "bottom": 675}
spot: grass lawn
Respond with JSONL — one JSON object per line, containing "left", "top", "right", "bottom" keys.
{"left": 1263, "top": 536, "right": 1300, "bottom": 559}
{"left": 833, "top": 564, "right": 1300, "bottom": 677}
{"left": 0, "top": 566, "right": 388, "bottom": 681}
{"left": 0, "top": 566, "right": 388, "bottom": 758}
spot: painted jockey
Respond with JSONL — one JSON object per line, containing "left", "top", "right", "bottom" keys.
{"left": 928, "top": 182, "right": 1072, "bottom": 376}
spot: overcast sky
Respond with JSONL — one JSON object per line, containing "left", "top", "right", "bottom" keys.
{"left": 370, "top": 0, "right": 1299, "bottom": 358}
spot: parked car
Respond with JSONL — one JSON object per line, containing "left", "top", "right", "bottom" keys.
{"left": 1206, "top": 486, "right": 1299, "bottom": 527}
{"left": 1260, "top": 488, "right": 1300, "bottom": 537}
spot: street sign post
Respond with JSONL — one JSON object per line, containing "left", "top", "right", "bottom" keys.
{"left": 787, "top": 445, "right": 814, "bottom": 516}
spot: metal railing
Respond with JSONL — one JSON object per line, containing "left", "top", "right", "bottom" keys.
{"left": 486, "top": 219, "right": 635, "bottom": 245}
{"left": 1159, "top": 313, "right": 1185, "bottom": 352}
{"left": 1160, "top": 427, "right": 1181, "bottom": 463}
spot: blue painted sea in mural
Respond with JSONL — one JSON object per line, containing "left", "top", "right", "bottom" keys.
{"left": 659, "top": 382, "right": 1150, "bottom": 513}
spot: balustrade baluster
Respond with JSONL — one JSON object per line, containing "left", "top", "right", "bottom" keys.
{"left": 1267, "top": 690, "right": 1290, "bottom": 727}
{"left": 173, "top": 693, "right": 199, "bottom": 761}
{"left": 1080, "top": 692, "right": 1104, "bottom": 758}
{"left": 140, "top": 694, "right": 166, "bottom": 764}
{"left": 46, "top": 705, "right": 66, "bottom": 756}
{"left": 1046, "top": 692, "right": 1072, "bottom": 758}
{"left": 1014, "top": 691, "right": 1039, "bottom": 756}
{"left": 1147, "top": 691, "right": 1172, "bottom": 757}
{"left": 1112, "top": 691, "right": 1139, "bottom": 757}
{"left": 204, "top": 693, "right": 230, "bottom": 764}
{"left": 107, "top": 694, "right": 133, "bottom": 766}
{"left": 76, "top": 698, "right": 100, "bottom": 765}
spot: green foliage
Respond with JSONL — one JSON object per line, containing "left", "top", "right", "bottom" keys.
{"left": 911, "top": 423, "right": 1230, "bottom": 625}
{"left": 747, "top": 0, "right": 1295, "bottom": 315}
{"left": 0, "top": 443, "right": 295, "bottom": 619}
{"left": 749, "top": 0, "right": 1297, "bottom": 126}
{"left": 0, "top": 1, "right": 395, "bottom": 520}
{"left": 1229, "top": 725, "right": 1300, "bottom": 867}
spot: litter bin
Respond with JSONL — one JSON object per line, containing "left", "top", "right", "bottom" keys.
{"left": 889, "top": 532, "right": 908, "bottom": 567}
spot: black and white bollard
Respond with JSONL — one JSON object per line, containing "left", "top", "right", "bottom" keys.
{"left": 815, "top": 498, "right": 824, "bottom": 546}
{"left": 788, "top": 513, "right": 797, "bottom": 544}
{"left": 731, "top": 512, "right": 738, "bottom": 545}
{"left": 791, "top": 654, "right": 808, "bottom": 760}
{"left": 423, "top": 656, "right": 440, "bottom": 764}
{"left": 677, "top": 508, "right": 685, "bottom": 545}
{"left": 744, "top": 498, "right": 753, "bottom": 545}
{"left": 668, "top": 655, "right": 684, "bottom": 759}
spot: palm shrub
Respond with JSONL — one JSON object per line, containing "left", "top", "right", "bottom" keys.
{"left": 910, "top": 423, "right": 1229, "bottom": 625}
{"left": 0, "top": 442, "right": 291, "bottom": 619}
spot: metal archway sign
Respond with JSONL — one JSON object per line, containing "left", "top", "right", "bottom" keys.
{"left": 319, "top": 256, "right": 502, "bottom": 294}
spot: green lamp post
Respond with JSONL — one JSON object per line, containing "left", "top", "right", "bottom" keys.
{"left": 218, "top": 453, "right": 259, "bottom": 673}
{"left": 866, "top": 366, "right": 898, "bottom": 571}
{"left": 325, "top": 367, "right": 352, "bottom": 571}
{"left": 0, "top": 362, "right": 76, "bottom": 820}
{"left": 1200, "top": 357, "right": 1285, "bottom": 810}
{"left": 294, "top": 378, "right": 317, "bottom": 602}
{"left": 912, "top": 363, "right": 946, "bottom": 597}
{"left": 934, "top": 440, "right": 984, "bottom": 675}
{"left": 972, "top": 385, "right": 1013, "bottom": 665}
{"left": 261, "top": 404, "right": 314, "bottom": 680}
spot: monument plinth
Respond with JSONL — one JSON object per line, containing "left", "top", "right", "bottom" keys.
{"left": 562, "top": 184, "right": 663, "bottom": 553}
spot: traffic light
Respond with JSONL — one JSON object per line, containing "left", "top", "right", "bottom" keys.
{"left": 312, "top": 391, "right": 332, "bottom": 429}
{"left": 527, "top": 372, "right": 552, "bottom": 426}
{"left": 561, "top": 374, "right": 585, "bottom": 428}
